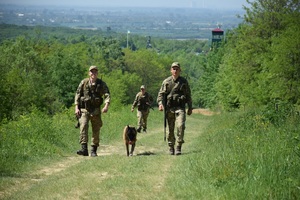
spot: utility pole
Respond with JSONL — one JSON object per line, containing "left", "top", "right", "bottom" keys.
{"left": 127, "top": 30, "right": 130, "bottom": 48}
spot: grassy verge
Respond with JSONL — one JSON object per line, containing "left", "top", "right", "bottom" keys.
{"left": 167, "top": 111, "right": 300, "bottom": 199}
{"left": 1, "top": 107, "right": 299, "bottom": 199}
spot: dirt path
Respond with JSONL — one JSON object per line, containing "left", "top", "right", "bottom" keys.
{"left": 1, "top": 110, "right": 212, "bottom": 199}
{"left": 193, "top": 108, "right": 220, "bottom": 116}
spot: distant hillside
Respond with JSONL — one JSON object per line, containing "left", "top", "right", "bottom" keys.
{"left": 0, "top": 23, "right": 120, "bottom": 42}
{"left": 0, "top": 5, "right": 244, "bottom": 39}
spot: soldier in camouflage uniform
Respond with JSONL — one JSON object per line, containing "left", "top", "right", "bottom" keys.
{"left": 157, "top": 62, "right": 193, "bottom": 155}
{"left": 74, "top": 66, "right": 111, "bottom": 157}
{"left": 131, "top": 85, "right": 154, "bottom": 133}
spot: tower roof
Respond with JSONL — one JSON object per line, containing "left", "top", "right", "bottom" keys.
{"left": 212, "top": 28, "right": 223, "bottom": 32}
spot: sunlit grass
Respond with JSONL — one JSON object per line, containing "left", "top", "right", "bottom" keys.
{"left": 1, "top": 107, "right": 299, "bottom": 199}
{"left": 166, "top": 112, "right": 300, "bottom": 199}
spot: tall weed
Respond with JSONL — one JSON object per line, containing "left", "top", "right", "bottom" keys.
{"left": 168, "top": 110, "right": 300, "bottom": 199}
{"left": 0, "top": 105, "right": 160, "bottom": 176}
{"left": 1, "top": 108, "right": 57, "bottom": 175}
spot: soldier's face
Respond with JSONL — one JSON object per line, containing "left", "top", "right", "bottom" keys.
{"left": 89, "top": 69, "right": 98, "bottom": 78}
{"left": 171, "top": 67, "right": 181, "bottom": 77}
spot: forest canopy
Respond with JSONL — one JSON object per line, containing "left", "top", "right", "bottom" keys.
{"left": 0, "top": 0, "right": 299, "bottom": 122}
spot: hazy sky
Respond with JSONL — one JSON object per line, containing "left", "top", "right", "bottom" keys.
{"left": 0, "top": 0, "right": 249, "bottom": 10}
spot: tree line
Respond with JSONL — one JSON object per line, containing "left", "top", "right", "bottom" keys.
{"left": 0, "top": 0, "right": 299, "bottom": 123}
{"left": 0, "top": 29, "right": 208, "bottom": 121}
{"left": 199, "top": 0, "right": 300, "bottom": 117}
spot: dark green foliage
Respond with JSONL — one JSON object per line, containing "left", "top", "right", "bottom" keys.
{"left": 0, "top": 25, "right": 212, "bottom": 121}
{"left": 2, "top": 5, "right": 299, "bottom": 118}
{"left": 90, "top": 37, "right": 126, "bottom": 73}
{"left": 46, "top": 42, "right": 88, "bottom": 108}
{"left": 197, "top": 45, "right": 225, "bottom": 108}
{"left": 216, "top": 0, "right": 300, "bottom": 110}
{"left": 103, "top": 70, "right": 141, "bottom": 110}
{"left": 0, "top": 37, "right": 52, "bottom": 119}
{"left": 123, "top": 48, "right": 171, "bottom": 102}
{"left": 0, "top": 3, "right": 300, "bottom": 197}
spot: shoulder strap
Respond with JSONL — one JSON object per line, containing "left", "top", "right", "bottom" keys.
{"left": 83, "top": 78, "right": 89, "bottom": 87}
{"left": 169, "top": 85, "right": 176, "bottom": 97}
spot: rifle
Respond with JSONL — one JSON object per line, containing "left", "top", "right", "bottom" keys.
{"left": 75, "top": 115, "right": 80, "bottom": 128}
{"left": 163, "top": 92, "right": 167, "bottom": 142}
{"left": 75, "top": 106, "right": 81, "bottom": 129}
{"left": 147, "top": 103, "right": 154, "bottom": 111}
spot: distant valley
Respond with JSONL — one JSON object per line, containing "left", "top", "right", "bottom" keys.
{"left": 0, "top": 4, "right": 244, "bottom": 39}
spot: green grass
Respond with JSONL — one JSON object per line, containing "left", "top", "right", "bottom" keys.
{"left": 168, "top": 112, "right": 300, "bottom": 199}
{"left": 0, "top": 107, "right": 299, "bottom": 199}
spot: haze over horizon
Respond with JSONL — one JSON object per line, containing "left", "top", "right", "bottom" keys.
{"left": 0, "top": 0, "right": 248, "bottom": 10}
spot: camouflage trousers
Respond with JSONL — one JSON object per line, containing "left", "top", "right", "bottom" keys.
{"left": 137, "top": 109, "right": 149, "bottom": 130}
{"left": 79, "top": 108, "right": 103, "bottom": 147}
{"left": 167, "top": 109, "right": 186, "bottom": 146}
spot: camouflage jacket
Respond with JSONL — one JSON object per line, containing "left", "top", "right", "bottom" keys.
{"left": 132, "top": 91, "right": 153, "bottom": 111}
{"left": 157, "top": 76, "right": 192, "bottom": 110}
{"left": 74, "top": 78, "right": 110, "bottom": 112}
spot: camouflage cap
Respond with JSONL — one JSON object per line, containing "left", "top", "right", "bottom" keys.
{"left": 140, "top": 85, "right": 145, "bottom": 89}
{"left": 89, "top": 66, "right": 98, "bottom": 71}
{"left": 171, "top": 62, "right": 180, "bottom": 68}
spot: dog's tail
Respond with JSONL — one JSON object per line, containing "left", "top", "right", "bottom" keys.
{"left": 123, "top": 125, "right": 129, "bottom": 140}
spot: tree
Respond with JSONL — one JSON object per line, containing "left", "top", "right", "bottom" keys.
{"left": 123, "top": 48, "right": 171, "bottom": 101}
{"left": 215, "top": 0, "right": 300, "bottom": 109}
{"left": 0, "top": 37, "right": 51, "bottom": 120}
{"left": 46, "top": 42, "right": 88, "bottom": 109}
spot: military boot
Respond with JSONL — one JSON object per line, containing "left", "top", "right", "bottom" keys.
{"left": 91, "top": 145, "right": 98, "bottom": 157}
{"left": 77, "top": 143, "right": 88, "bottom": 156}
{"left": 175, "top": 145, "right": 182, "bottom": 155}
{"left": 169, "top": 145, "right": 175, "bottom": 155}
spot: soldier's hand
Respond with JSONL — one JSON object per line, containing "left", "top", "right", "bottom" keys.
{"left": 75, "top": 107, "right": 81, "bottom": 117}
{"left": 102, "top": 103, "right": 109, "bottom": 113}
{"left": 131, "top": 108, "right": 134, "bottom": 112}
{"left": 102, "top": 107, "right": 108, "bottom": 113}
{"left": 158, "top": 104, "right": 164, "bottom": 111}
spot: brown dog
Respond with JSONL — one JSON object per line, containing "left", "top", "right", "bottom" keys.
{"left": 123, "top": 125, "right": 137, "bottom": 156}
